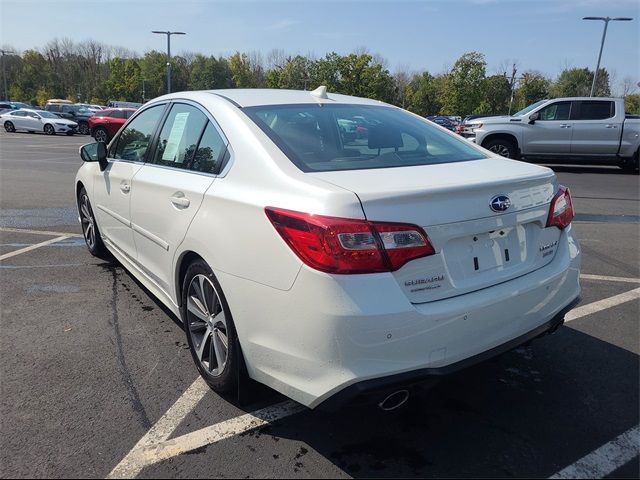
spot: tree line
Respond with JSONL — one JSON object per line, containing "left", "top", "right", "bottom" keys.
{"left": 2, "top": 38, "right": 639, "bottom": 115}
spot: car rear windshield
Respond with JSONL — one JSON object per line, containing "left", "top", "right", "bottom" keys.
{"left": 244, "top": 104, "right": 486, "bottom": 172}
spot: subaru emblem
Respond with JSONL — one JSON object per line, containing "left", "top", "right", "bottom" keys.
{"left": 490, "top": 195, "right": 511, "bottom": 212}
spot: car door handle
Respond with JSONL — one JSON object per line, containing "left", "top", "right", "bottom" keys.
{"left": 120, "top": 182, "right": 130, "bottom": 193}
{"left": 559, "top": 124, "right": 571, "bottom": 128}
{"left": 170, "top": 194, "right": 190, "bottom": 208}
{"left": 605, "top": 124, "right": 618, "bottom": 129}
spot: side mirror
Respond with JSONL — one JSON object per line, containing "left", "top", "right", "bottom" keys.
{"left": 80, "top": 142, "right": 108, "bottom": 171}
{"left": 528, "top": 112, "right": 540, "bottom": 124}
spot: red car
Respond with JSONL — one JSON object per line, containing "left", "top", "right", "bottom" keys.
{"left": 88, "top": 108, "right": 136, "bottom": 143}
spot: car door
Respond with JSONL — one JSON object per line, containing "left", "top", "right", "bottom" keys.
{"left": 25, "top": 112, "right": 43, "bottom": 130}
{"left": 129, "top": 102, "right": 228, "bottom": 293}
{"left": 570, "top": 100, "right": 620, "bottom": 155}
{"left": 8, "top": 111, "right": 28, "bottom": 129}
{"left": 92, "top": 103, "right": 167, "bottom": 261}
{"left": 523, "top": 101, "right": 573, "bottom": 154}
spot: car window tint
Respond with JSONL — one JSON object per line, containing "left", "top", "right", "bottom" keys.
{"left": 151, "top": 103, "right": 208, "bottom": 169}
{"left": 48, "top": 105, "right": 60, "bottom": 112}
{"left": 124, "top": 110, "right": 134, "bottom": 119}
{"left": 190, "top": 122, "right": 226, "bottom": 174}
{"left": 245, "top": 104, "right": 485, "bottom": 172}
{"left": 110, "top": 110, "right": 124, "bottom": 119}
{"left": 576, "top": 101, "right": 614, "bottom": 120}
{"left": 538, "top": 102, "right": 571, "bottom": 121}
{"left": 112, "top": 105, "right": 164, "bottom": 162}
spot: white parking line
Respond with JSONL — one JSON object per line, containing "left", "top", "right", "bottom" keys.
{"left": 107, "top": 286, "right": 640, "bottom": 477}
{"left": 0, "top": 227, "right": 82, "bottom": 238}
{"left": 579, "top": 274, "right": 640, "bottom": 284}
{"left": 549, "top": 425, "right": 639, "bottom": 479}
{"left": 0, "top": 235, "right": 71, "bottom": 261}
{"left": 108, "top": 400, "right": 305, "bottom": 478}
{"left": 565, "top": 288, "right": 640, "bottom": 322}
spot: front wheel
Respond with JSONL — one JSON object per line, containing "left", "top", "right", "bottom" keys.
{"left": 182, "top": 260, "right": 239, "bottom": 393}
{"left": 78, "top": 122, "right": 90, "bottom": 135}
{"left": 44, "top": 124, "right": 55, "bottom": 135}
{"left": 94, "top": 127, "right": 109, "bottom": 143}
{"left": 484, "top": 138, "right": 517, "bottom": 159}
{"left": 4, "top": 121, "right": 15, "bottom": 133}
{"left": 78, "top": 187, "right": 106, "bottom": 256}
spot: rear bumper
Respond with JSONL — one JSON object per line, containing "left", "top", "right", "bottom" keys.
{"left": 316, "top": 295, "right": 579, "bottom": 411}
{"left": 219, "top": 225, "right": 581, "bottom": 409}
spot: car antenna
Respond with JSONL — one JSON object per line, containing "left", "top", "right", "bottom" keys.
{"left": 310, "top": 85, "right": 329, "bottom": 99}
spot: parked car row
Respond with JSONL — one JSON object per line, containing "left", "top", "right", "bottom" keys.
{"left": 1, "top": 100, "right": 140, "bottom": 138}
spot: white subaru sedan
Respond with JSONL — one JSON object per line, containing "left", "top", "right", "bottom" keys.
{"left": 75, "top": 88, "right": 581, "bottom": 410}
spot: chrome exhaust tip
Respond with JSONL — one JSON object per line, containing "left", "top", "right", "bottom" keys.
{"left": 378, "top": 389, "right": 410, "bottom": 411}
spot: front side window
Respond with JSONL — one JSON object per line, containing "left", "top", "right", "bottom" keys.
{"left": 47, "top": 105, "right": 60, "bottom": 112}
{"left": 112, "top": 104, "right": 165, "bottom": 162}
{"left": 150, "top": 103, "right": 208, "bottom": 169}
{"left": 575, "top": 101, "right": 614, "bottom": 120}
{"left": 244, "top": 104, "right": 486, "bottom": 172}
{"left": 538, "top": 102, "right": 571, "bottom": 121}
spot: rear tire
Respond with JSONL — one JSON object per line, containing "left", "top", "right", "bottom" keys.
{"left": 94, "top": 127, "right": 109, "bottom": 143}
{"left": 44, "top": 124, "right": 55, "bottom": 135}
{"left": 78, "top": 187, "right": 106, "bottom": 257}
{"left": 484, "top": 138, "right": 518, "bottom": 159}
{"left": 4, "top": 121, "right": 15, "bottom": 133}
{"left": 182, "top": 260, "right": 239, "bottom": 393}
{"left": 78, "top": 122, "right": 90, "bottom": 135}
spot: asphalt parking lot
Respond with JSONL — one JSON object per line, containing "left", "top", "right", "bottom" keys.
{"left": 0, "top": 129, "right": 638, "bottom": 478}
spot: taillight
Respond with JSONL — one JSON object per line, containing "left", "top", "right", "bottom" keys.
{"left": 265, "top": 207, "right": 435, "bottom": 274}
{"left": 546, "top": 185, "right": 574, "bottom": 229}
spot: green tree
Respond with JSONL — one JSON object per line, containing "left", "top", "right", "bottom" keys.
{"left": 267, "top": 55, "right": 314, "bottom": 90}
{"left": 228, "top": 52, "right": 264, "bottom": 88}
{"left": 551, "top": 67, "right": 610, "bottom": 98}
{"left": 624, "top": 94, "right": 640, "bottom": 114}
{"left": 139, "top": 50, "right": 168, "bottom": 99}
{"left": 105, "top": 57, "right": 142, "bottom": 101}
{"left": 440, "top": 52, "right": 486, "bottom": 116}
{"left": 477, "top": 74, "right": 511, "bottom": 114}
{"left": 335, "top": 53, "right": 395, "bottom": 102}
{"left": 405, "top": 71, "right": 441, "bottom": 116}
{"left": 189, "top": 55, "right": 233, "bottom": 90}
{"left": 513, "top": 71, "right": 551, "bottom": 111}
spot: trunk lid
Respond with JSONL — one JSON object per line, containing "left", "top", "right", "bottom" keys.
{"left": 311, "top": 158, "right": 560, "bottom": 303}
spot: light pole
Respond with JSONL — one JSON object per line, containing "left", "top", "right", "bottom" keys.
{"left": 0, "top": 49, "right": 16, "bottom": 100}
{"left": 151, "top": 30, "right": 186, "bottom": 94}
{"left": 583, "top": 16, "right": 633, "bottom": 97}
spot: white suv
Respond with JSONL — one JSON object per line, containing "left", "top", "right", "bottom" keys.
{"left": 75, "top": 88, "right": 581, "bottom": 410}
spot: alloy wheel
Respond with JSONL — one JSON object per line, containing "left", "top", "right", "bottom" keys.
{"left": 79, "top": 123, "right": 89, "bottom": 135}
{"left": 44, "top": 124, "right": 55, "bottom": 135}
{"left": 4, "top": 121, "right": 15, "bottom": 132}
{"left": 79, "top": 194, "right": 96, "bottom": 250}
{"left": 489, "top": 144, "right": 511, "bottom": 158}
{"left": 186, "top": 274, "right": 229, "bottom": 376}
{"left": 95, "top": 129, "right": 108, "bottom": 143}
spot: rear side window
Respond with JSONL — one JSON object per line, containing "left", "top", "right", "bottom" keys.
{"left": 109, "top": 110, "right": 125, "bottom": 119}
{"left": 47, "top": 104, "right": 60, "bottom": 112}
{"left": 575, "top": 101, "right": 614, "bottom": 120}
{"left": 150, "top": 103, "right": 208, "bottom": 169}
{"left": 244, "top": 104, "right": 485, "bottom": 172}
{"left": 190, "top": 122, "right": 227, "bottom": 174}
{"left": 112, "top": 104, "right": 165, "bottom": 162}
{"left": 538, "top": 101, "right": 571, "bottom": 121}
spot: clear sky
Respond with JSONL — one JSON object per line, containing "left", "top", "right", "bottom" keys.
{"left": 1, "top": 0, "right": 638, "bottom": 88}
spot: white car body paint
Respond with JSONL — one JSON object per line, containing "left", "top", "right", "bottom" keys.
{"left": 75, "top": 89, "right": 581, "bottom": 408}
{"left": 1, "top": 108, "right": 78, "bottom": 134}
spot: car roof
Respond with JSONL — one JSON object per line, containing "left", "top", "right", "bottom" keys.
{"left": 157, "top": 88, "right": 388, "bottom": 108}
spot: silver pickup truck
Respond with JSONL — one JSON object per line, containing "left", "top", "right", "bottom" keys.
{"left": 465, "top": 97, "right": 640, "bottom": 173}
